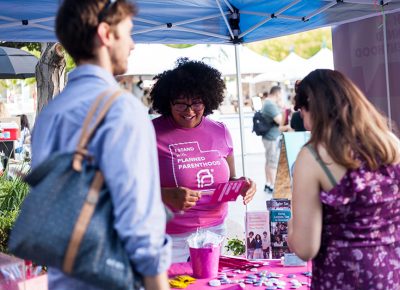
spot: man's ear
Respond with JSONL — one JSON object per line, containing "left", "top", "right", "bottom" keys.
{"left": 96, "top": 22, "right": 113, "bottom": 46}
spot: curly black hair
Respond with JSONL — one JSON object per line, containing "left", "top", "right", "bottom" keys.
{"left": 150, "top": 58, "right": 226, "bottom": 116}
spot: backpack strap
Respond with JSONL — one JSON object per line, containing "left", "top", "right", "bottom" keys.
{"left": 72, "top": 89, "right": 124, "bottom": 172}
{"left": 305, "top": 144, "right": 337, "bottom": 187}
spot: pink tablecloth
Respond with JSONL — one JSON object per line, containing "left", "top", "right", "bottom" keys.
{"left": 168, "top": 259, "right": 312, "bottom": 289}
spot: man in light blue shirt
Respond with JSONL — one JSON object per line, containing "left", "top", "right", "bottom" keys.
{"left": 261, "top": 86, "right": 283, "bottom": 194}
{"left": 31, "top": 0, "right": 171, "bottom": 289}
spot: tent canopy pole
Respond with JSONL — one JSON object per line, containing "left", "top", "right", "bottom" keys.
{"left": 382, "top": 10, "right": 392, "bottom": 131}
{"left": 234, "top": 44, "right": 246, "bottom": 177}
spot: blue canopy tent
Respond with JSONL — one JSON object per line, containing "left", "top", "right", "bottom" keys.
{"left": 1, "top": 0, "right": 399, "bottom": 173}
{"left": 1, "top": 0, "right": 400, "bottom": 43}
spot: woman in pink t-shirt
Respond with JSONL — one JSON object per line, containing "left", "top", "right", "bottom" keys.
{"left": 150, "top": 58, "right": 256, "bottom": 262}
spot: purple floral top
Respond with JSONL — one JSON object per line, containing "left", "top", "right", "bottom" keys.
{"left": 312, "top": 160, "right": 400, "bottom": 290}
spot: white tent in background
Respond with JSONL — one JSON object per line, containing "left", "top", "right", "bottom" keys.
{"left": 239, "top": 47, "right": 283, "bottom": 76}
{"left": 181, "top": 44, "right": 279, "bottom": 79}
{"left": 127, "top": 44, "right": 333, "bottom": 83}
{"left": 127, "top": 44, "right": 285, "bottom": 78}
{"left": 279, "top": 51, "right": 309, "bottom": 80}
{"left": 178, "top": 44, "right": 235, "bottom": 75}
{"left": 307, "top": 47, "right": 334, "bottom": 71}
{"left": 179, "top": 44, "right": 284, "bottom": 76}
{"left": 125, "top": 44, "right": 182, "bottom": 75}
{"left": 252, "top": 51, "right": 308, "bottom": 83}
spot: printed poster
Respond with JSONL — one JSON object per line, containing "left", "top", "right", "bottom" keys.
{"left": 245, "top": 211, "right": 270, "bottom": 260}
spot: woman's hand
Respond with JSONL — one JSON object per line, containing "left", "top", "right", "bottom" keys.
{"left": 161, "top": 187, "right": 202, "bottom": 211}
{"left": 231, "top": 177, "right": 256, "bottom": 205}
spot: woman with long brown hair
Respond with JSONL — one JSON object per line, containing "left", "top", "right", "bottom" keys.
{"left": 288, "top": 69, "right": 400, "bottom": 289}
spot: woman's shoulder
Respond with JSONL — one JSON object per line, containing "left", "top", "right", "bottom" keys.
{"left": 203, "top": 117, "right": 229, "bottom": 131}
{"left": 297, "top": 143, "right": 348, "bottom": 192}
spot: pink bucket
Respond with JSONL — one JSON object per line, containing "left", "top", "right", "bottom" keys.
{"left": 189, "top": 246, "right": 220, "bottom": 279}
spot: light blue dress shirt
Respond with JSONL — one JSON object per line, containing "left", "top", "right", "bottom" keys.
{"left": 31, "top": 64, "right": 171, "bottom": 290}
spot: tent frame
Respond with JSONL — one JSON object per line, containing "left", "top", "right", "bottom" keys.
{"left": 0, "top": 0, "right": 396, "bottom": 176}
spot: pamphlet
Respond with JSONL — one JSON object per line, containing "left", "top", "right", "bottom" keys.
{"left": 245, "top": 211, "right": 270, "bottom": 260}
{"left": 267, "top": 199, "right": 291, "bottom": 259}
{"left": 208, "top": 179, "right": 248, "bottom": 203}
{"left": 266, "top": 199, "right": 291, "bottom": 210}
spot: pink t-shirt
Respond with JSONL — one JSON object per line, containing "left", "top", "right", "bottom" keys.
{"left": 153, "top": 116, "right": 234, "bottom": 234}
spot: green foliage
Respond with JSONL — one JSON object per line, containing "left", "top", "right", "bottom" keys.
{"left": 0, "top": 176, "right": 30, "bottom": 212}
{"left": 65, "top": 52, "right": 76, "bottom": 72}
{"left": 0, "top": 175, "right": 30, "bottom": 253}
{"left": 0, "top": 210, "right": 19, "bottom": 253}
{"left": 246, "top": 27, "right": 332, "bottom": 61}
{"left": 225, "top": 237, "right": 245, "bottom": 256}
{"left": 167, "top": 44, "right": 194, "bottom": 49}
{"left": 0, "top": 42, "right": 41, "bottom": 52}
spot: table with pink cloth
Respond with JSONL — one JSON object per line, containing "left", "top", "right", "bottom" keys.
{"left": 168, "top": 259, "right": 312, "bottom": 289}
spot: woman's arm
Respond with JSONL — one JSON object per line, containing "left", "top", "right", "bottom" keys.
{"left": 144, "top": 272, "right": 170, "bottom": 290}
{"left": 226, "top": 154, "right": 237, "bottom": 179}
{"left": 161, "top": 187, "right": 201, "bottom": 211}
{"left": 287, "top": 147, "right": 323, "bottom": 261}
{"left": 226, "top": 155, "right": 256, "bottom": 205}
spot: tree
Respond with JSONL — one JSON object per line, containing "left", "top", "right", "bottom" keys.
{"left": 0, "top": 42, "right": 41, "bottom": 52}
{"left": 35, "top": 43, "right": 66, "bottom": 114}
{"left": 246, "top": 27, "right": 332, "bottom": 61}
{"left": 0, "top": 42, "right": 68, "bottom": 115}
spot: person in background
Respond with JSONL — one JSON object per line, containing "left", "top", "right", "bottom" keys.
{"left": 253, "top": 234, "right": 263, "bottom": 259}
{"left": 282, "top": 235, "right": 288, "bottom": 247}
{"left": 15, "top": 114, "right": 31, "bottom": 154}
{"left": 31, "top": 0, "right": 171, "bottom": 289}
{"left": 246, "top": 231, "right": 256, "bottom": 259}
{"left": 273, "top": 235, "right": 284, "bottom": 247}
{"left": 261, "top": 91, "right": 268, "bottom": 103}
{"left": 261, "top": 86, "right": 282, "bottom": 193}
{"left": 289, "top": 80, "right": 306, "bottom": 132}
{"left": 261, "top": 231, "right": 270, "bottom": 259}
{"left": 290, "top": 111, "right": 306, "bottom": 132}
{"left": 150, "top": 58, "right": 256, "bottom": 262}
{"left": 288, "top": 69, "right": 400, "bottom": 289}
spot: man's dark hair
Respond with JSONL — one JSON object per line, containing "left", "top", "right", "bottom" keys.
{"left": 56, "top": 0, "right": 137, "bottom": 63}
{"left": 150, "top": 58, "right": 226, "bottom": 116}
{"left": 269, "top": 86, "right": 281, "bottom": 96}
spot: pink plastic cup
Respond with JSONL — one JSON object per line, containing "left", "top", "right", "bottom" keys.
{"left": 189, "top": 246, "right": 220, "bottom": 279}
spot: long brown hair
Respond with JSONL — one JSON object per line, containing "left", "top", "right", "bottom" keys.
{"left": 295, "top": 69, "right": 398, "bottom": 170}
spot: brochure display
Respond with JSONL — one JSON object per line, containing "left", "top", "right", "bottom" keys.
{"left": 245, "top": 211, "right": 270, "bottom": 260}
{"left": 267, "top": 199, "right": 291, "bottom": 259}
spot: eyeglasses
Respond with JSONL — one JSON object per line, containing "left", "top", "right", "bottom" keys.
{"left": 172, "top": 102, "right": 205, "bottom": 112}
{"left": 98, "top": 0, "right": 117, "bottom": 22}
